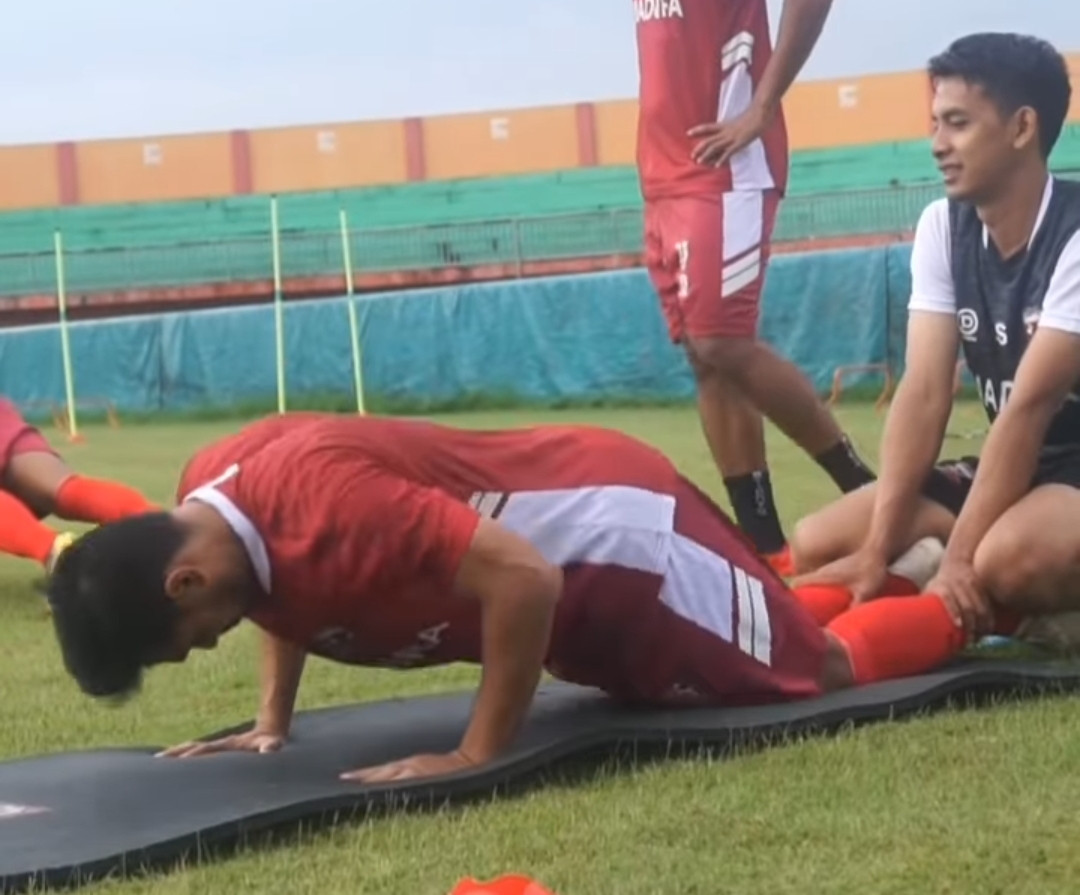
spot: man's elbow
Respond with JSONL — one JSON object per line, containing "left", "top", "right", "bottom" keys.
{"left": 1000, "top": 385, "right": 1071, "bottom": 428}
{"left": 515, "top": 559, "right": 563, "bottom": 611}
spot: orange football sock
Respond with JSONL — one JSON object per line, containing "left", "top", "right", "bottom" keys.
{"left": 53, "top": 475, "right": 156, "bottom": 524}
{"left": 827, "top": 593, "right": 966, "bottom": 685}
{"left": 0, "top": 490, "right": 59, "bottom": 564}
{"left": 450, "top": 876, "right": 556, "bottom": 895}
{"left": 790, "top": 584, "right": 854, "bottom": 625}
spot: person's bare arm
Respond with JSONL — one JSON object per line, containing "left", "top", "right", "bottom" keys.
{"left": 944, "top": 236, "right": 1080, "bottom": 565}
{"left": 753, "top": 0, "right": 834, "bottom": 116}
{"left": 252, "top": 630, "right": 308, "bottom": 736}
{"left": 340, "top": 484, "right": 562, "bottom": 783}
{"left": 928, "top": 325, "right": 1080, "bottom": 636}
{"left": 689, "top": 0, "right": 833, "bottom": 166}
{"left": 793, "top": 201, "right": 959, "bottom": 598}
{"left": 158, "top": 630, "right": 307, "bottom": 758}
{"left": 450, "top": 518, "right": 562, "bottom": 763}
{"left": 862, "top": 311, "right": 958, "bottom": 563}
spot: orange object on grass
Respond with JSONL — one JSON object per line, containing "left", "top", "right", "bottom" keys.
{"left": 449, "top": 873, "right": 557, "bottom": 895}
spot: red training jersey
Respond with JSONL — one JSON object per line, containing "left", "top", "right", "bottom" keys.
{"left": 634, "top": 0, "right": 789, "bottom": 200}
{"left": 176, "top": 413, "right": 748, "bottom": 696}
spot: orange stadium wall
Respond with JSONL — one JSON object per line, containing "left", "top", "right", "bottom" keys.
{"left": 589, "top": 71, "right": 934, "bottom": 164}
{"left": 249, "top": 120, "right": 410, "bottom": 194}
{"left": 75, "top": 133, "right": 235, "bottom": 205}
{"left": 783, "top": 71, "right": 932, "bottom": 149}
{"left": 2, "top": 54, "right": 1079, "bottom": 212}
{"left": 593, "top": 100, "right": 638, "bottom": 167}
{"left": 420, "top": 105, "right": 582, "bottom": 180}
{"left": 0, "top": 144, "right": 62, "bottom": 210}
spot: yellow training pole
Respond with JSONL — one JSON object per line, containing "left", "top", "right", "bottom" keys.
{"left": 53, "top": 229, "right": 81, "bottom": 442}
{"left": 271, "top": 195, "right": 286, "bottom": 413}
{"left": 339, "top": 209, "right": 366, "bottom": 414}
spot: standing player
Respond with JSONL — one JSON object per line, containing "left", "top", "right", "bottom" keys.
{"left": 634, "top": 0, "right": 876, "bottom": 573}
{"left": 47, "top": 412, "right": 973, "bottom": 784}
{"left": 791, "top": 34, "right": 1080, "bottom": 642}
{"left": 0, "top": 396, "right": 156, "bottom": 574}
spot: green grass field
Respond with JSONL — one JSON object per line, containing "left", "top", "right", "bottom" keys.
{"left": 4, "top": 400, "right": 1080, "bottom": 895}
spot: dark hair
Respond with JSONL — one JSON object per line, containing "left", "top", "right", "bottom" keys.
{"left": 46, "top": 513, "right": 187, "bottom": 701}
{"left": 929, "top": 32, "right": 1072, "bottom": 159}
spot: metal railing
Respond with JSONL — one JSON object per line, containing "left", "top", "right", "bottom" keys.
{"left": 1, "top": 172, "right": 1076, "bottom": 302}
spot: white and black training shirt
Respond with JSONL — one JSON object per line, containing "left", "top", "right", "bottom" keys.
{"left": 908, "top": 175, "right": 1080, "bottom": 450}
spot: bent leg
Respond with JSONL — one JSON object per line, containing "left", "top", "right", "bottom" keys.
{"left": 974, "top": 484, "right": 1080, "bottom": 617}
{"left": 6, "top": 450, "right": 156, "bottom": 524}
{"left": 0, "top": 489, "right": 59, "bottom": 565}
{"left": 789, "top": 481, "right": 957, "bottom": 575}
{"left": 619, "top": 477, "right": 833, "bottom": 706}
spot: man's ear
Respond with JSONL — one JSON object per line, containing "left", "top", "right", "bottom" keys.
{"left": 1011, "top": 105, "right": 1041, "bottom": 153}
{"left": 164, "top": 565, "right": 207, "bottom": 605}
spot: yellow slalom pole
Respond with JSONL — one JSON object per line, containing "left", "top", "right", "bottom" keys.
{"left": 339, "top": 209, "right": 366, "bottom": 414}
{"left": 53, "top": 229, "right": 80, "bottom": 442}
{"left": 271, "top": 195, "right": 286, "bottom": 414}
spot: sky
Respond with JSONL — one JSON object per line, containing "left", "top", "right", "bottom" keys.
{"left": 2, "top": 0, "right": 1079, "bottom": 145}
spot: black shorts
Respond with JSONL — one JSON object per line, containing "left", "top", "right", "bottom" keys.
{"left": 921, "top": 448, "right": 1080, "bottom": 517}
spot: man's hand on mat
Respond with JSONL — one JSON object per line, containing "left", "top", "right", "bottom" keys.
{"left": 155, "top": 728, "right": 286, "bottom": 759}
{"left": 792, "top": 549, "right": 887, "bottom": 604}
{"left": 340, "top": 749, "right": 476, "bottom": 784}
{"left": 925, "top": 559, "right": 991, "bottom": 641}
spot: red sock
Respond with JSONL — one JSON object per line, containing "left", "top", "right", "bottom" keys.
{"left": 827, "top": 593, "right": 966, "bottom": 685}
{"left": 791, "top": 584, "right": 854, "bottom": 625}
{"left": 0, "top": 490, "right": 59, "bottom": 564}
{"left": 791, "top": 573, "right": 923, "bottom": 628}
{"left": 53, "top": 475, "right": 156, "bottom": 524}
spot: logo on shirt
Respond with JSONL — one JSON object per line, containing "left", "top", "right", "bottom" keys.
{"left": 957, "top": 308, "right": 979, "bottom": 341}
{"left": 634, "top": 0, "right": 684, "bottom": 23}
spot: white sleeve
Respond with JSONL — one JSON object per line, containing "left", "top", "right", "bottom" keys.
{"left": 1038, "top": 230, "right": 1080, "bottom": 335}
{"left": 907, "top": 199, "right": 956, "bottom": 315}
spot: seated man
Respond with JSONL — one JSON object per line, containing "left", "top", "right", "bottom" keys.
{"left": 791, "top": 33, "right": 1079, "bottom": 642}
{"left": 0, "top": 396, "right": 156, "bottom": 574}
{"left": 46, "top": 411, "right": 977, "bottom": 784}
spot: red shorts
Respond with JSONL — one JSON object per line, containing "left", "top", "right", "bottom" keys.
{"left": 0, "top": 398, "right": 54, "bottom": 476}
{"left": 547, "top": 477, "right": 827, "bottom": 708}
{"left": 644, "top": 189, "right": 780, "bottom": 342}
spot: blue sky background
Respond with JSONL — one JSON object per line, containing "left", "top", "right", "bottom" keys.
{"left": 3, "top": 0, "right": 1078, "bottom": 144}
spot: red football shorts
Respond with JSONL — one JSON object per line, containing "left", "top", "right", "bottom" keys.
{"left": 547, "top": 476, "right": 827, "bottom": 708}
{"left": 0, "top": 398, "right": 54, "bottom": 475}
{"left": 644, "top": 189, "right": 780, "bottom": 342}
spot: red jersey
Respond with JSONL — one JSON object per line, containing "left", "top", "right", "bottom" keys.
{"left": 634, "top": 0, "right": 789, "bottom": 200}
{"left": 175, "top": 413, "right": 817, "bottom": 703}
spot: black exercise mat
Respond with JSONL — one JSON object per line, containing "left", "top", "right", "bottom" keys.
{"left": 2, "top": 659, "right": 1080, "bottom": 892}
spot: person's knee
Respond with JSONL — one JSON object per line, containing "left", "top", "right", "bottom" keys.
{"left": 687, "top": 335, "right": 758, "bottom": 384}
{"left": 788, "top": 488, "right": 876, "bottom": 574}
{"left": 973, "top": 524, "right": 1063, "bottom": 613}
{"left": 5, "top": 451, "right": 73, "bottom": 516}
{"left": 789, "top": 512, "right": 834, "bottom": 574}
